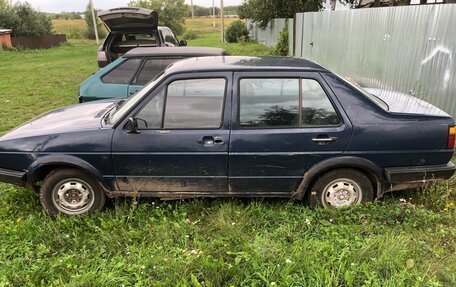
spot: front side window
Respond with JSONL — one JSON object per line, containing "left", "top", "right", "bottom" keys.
{"left": 239, "top": 78, "right": 340, "bottom": 128}
{"left": 162, "top": 28, "right": 178, "bottom": 45}
{"left": 102, "top": 59, "right": 141, "bottom": 84}
{"left": 135, "top": 78, "right": 226, "bottom": 129}
{"left": 135, "top": 58, "right": 179, "bottom": 85}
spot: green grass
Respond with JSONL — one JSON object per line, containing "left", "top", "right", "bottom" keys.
{"left": 0, "top": 28, "right": 455, "bottom": 286}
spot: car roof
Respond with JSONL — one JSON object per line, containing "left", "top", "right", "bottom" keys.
{"left": 123, "top": 47, "right": 227, "bottom": 58}
{"left": 164, "top": 56, "right": 328, "bottom": 74}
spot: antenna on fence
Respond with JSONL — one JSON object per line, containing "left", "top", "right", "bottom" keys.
{"left": 191, "top": 0, "right": 194, "bottom": 22}
{"left": 220, "top": 0, "right": 225, "bottom": 43}
{"left": 90, "top": 0, "right": 99, "bottom": 44}
{"left": 213, "top": 0, "right": 216, "bottom": 28}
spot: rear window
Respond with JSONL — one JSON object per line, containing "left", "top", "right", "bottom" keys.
{"left": 339, "top": 76, "right": 389, "bottom": 111}
{"left": 101, "top": 58, "right": 141, "bottom": 84}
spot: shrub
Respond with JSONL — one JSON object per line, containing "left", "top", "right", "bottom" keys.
{"left": 273, "top": 27, "right": 289, "bottom": 56}
{"left": 226, "top": 20, "right": 249, "bottom": 43}
{"left": 182, "top": 30, "right": 198, "bottom": 40}
{"left": 67, "top": 28, "right": 85, "bottom": 40}
{"left": 0, "top": 2, "right": 53, "bottom": 37}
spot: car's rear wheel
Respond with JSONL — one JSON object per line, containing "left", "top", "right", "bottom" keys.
{"left": 39, "top": 168, "right": 106, "bottom": 217}
{"left": 309, "top": 169, "right": 374, "bottom": 209}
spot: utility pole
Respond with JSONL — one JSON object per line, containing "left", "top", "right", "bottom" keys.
{"left": 191, "top": 0, "right": 194, "bottom": 22}
{"left": 90, "top": 0, "right": 99, "bottom": 44}
{"left": 220, "top": 0, "right": 224, "bottom": 43}
{"left": 212, "top": 0, "right": 216, "bottom": 28}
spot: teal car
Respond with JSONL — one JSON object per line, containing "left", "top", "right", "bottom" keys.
{"left": 79, "top": 47, "right": 227, "bottom": 102}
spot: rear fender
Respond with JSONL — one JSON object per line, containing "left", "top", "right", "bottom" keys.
{"left": 293, "top": 156, "right": 385, "bottom": 200}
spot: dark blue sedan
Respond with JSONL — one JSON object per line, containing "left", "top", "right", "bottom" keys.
{"left": 0, "top": 56, "right": 454, "bottom": 216}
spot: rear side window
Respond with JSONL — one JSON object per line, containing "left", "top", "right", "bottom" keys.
{"left": 102, "top": 59, "right": 141, "bottom": 84}
{"left": 240, "top": 78, "right": 299, "bottom": 128}
{"left": 136, "top": 78, "right": 226, "bottom": 129}
{"left": 135, "top": 58, "right": 179, "bottom": 85}
{"left": 301, "top": 80, "right": 340, "bottom": 126}
{"left": 239, "top": 78, "right": 340, "bottom": 128}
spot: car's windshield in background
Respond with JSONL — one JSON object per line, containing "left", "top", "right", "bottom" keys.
{"left": 336, "top": 74, "right": 389, "bottom": 111}
{"left": 109, "top": 73, "right": 165, "bottom": 124}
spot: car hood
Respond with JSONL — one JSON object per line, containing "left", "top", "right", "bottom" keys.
{"left": 364, "top": 87, "right": 451, "bottom": 117}
{"left": 0, "top": 100, "right": 118, "bottom": 141}
{"left": 98, "top": 7, "right": 158, "bottom": 31}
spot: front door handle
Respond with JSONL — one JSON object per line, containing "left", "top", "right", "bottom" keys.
{"left": 312, "top": 135, "right": 338, "bottom": 144}
{"left": 197, "top": 136, "right": 224, "bottom": 146}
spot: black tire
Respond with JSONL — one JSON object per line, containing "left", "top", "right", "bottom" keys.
{"left": 39, "top": 168, "right": 106, "bottom": 217}
{"left": 309, "top": 168, "right": 374, "bottom": 209}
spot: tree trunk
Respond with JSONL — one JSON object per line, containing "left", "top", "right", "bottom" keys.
{"left": 330, "top": 0, "right": 337, "bottom": 10}
{"left": 373, "top": 0, "right": 381, "bottom": 7}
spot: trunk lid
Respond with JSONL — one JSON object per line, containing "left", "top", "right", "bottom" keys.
{"left": 364, "top": 87, "right": 452, "bottom": 118}
{"left": 98, "top": 7, "right": 158, "bottom": 31}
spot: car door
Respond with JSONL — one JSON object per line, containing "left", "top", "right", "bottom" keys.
{"left": 112, "top": 72, "right": 232, "bottom": 193}
{"left": 228, "top": 72, "right": 353, "bottom": 195}
{"left": 127, "top": 57, "right": 182, "bottom": 97}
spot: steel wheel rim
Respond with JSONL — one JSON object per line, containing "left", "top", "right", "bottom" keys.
{"left": 51, "top": 178, "right": 95, "bottom": 215}
{"left": 321, "top": 178, "right": 363, "bottom": 208}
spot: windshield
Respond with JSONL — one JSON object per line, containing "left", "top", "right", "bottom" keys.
{"left": 336, "top": 74, "right": 389, "bottom": 111}
{"left": 109, "top": 73, "right": 165, "bottom": 124}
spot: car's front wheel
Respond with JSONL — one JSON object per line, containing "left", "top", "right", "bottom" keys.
{"left": 309, "top": 168, "right": 374, "bottom": 209}
{"left": 39, "top": 168, "right": 106, "bottom": 217}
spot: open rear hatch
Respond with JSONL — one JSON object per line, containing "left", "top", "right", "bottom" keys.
{"left": 98, "top": 7, "right": 158, "bottom": 31}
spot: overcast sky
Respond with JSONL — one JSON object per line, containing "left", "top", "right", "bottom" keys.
{"left": 14, "top": 0, "right": 244, "bottom": 13}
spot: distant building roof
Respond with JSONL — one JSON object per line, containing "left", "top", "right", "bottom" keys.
{"left": 0, "top": 29, "right": 12, "bottom": 35}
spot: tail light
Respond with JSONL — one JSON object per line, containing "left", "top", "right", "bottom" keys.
{"left": 448, "top": 126, "right": 456, "bottom": 149}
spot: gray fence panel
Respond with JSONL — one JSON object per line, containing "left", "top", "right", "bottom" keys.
{"left": 247, "top": 18, "right": 290, "bottom": 48}
{"left": 295, "top": 5, "right": 456, "bottom": 117}
{"left": 287, "top": 19, "right": 294, "bottom": 56}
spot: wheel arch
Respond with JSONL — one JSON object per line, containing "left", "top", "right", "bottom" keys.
{"left": 26, "top": 155, "right": 113, "bottom": 194}
{"left": 293, "top": 156, "right": 385, "bottom": 200}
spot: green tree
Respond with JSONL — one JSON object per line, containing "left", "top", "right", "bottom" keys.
{"left": 239, "top": 0, "right": 323, "bottom": 29}
{"left": 0, "top": 0, "right": 8, "bottom": 9}
{"left": 84, "top": 2, "right": 106, "bottom": 40}
{"left": 0, "top": 2, "right": 52, "bottom": 37}
{"left": 128, "top": 0, "right": 188, "bottom": 35}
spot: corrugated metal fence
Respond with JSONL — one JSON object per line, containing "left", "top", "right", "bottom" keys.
{"left": 296, "top": 5, "right": 456, "bottom": 117}
{"left": 248, "top": 5, "right": 456, "bottom": 117}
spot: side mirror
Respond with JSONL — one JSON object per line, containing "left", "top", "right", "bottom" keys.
{"left": 126, "top": 117, "right": 140, "bottom": 134}
{"left": 179, "top": 40, "right": 188, "bottom": 47}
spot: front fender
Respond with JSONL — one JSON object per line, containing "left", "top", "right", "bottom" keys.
{"left": 292, "top": 156, "right": 385, "bottom": 200}
{"left": 26, "top": 154, "right": 114, "bottom": 193}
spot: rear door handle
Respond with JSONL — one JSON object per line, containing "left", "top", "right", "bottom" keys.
{"left": 312, "top": 136, "right": 338, "bottom": 144}
{"left": 197, "top": 136, "right": 224, "bottom": 146}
